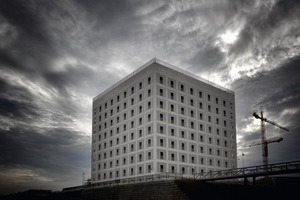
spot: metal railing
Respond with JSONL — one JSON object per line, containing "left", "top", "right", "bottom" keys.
{"left": 194, "top": 160, "right": 300, "bottom": 181}
{"left": 63, "top": 160, "right": 300, "bottom": 192}
{"left": 89, "top": 173, "right": 187, "bottom": 189}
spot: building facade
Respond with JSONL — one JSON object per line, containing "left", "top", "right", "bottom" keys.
{"left": 91, "top": 58, "right": 237, "bottom": 183}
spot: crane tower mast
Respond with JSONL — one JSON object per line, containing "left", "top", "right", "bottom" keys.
{"left": 261, "top": 111, "right": 268, "bottom": 167}
{"left": 253, "top": 111, "right": 289, "bottom": 175}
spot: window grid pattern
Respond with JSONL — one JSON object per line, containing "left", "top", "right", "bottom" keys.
{"left": 92, "top": 67, "right": 236, "bottom": 183}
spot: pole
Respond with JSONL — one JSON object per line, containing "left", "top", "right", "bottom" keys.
{"left": 242, "top": 153, "right": 245, "bottom": 168}
{"left": 261, "top": 111, "right": 268, "bottom": 180}
{"left": 82, "top": 172, "right": 85, "bottom": 185}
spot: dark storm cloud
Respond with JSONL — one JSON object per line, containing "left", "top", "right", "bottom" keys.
{"left": 189, "top": 45, "right": 225, "bottom": 73}
{"left": 0, "top": 73, "right": 90, "bottom": 180}
{"left": 75, "top": 0, "right": 134, "bottom": 26}
{"left": 229, "top": 0, "right": 300, "bottom": 57}
{"left": 0, "top": 78, "right": 41, "bottom": 123}
{"left": 0, "top": 126, "right": 89, "bottom": 171}
{"left": 0, "top": 65, "right": 85, "bottom": 129}
{"left": 262, "top": 0, "right": 300, "bottom": 32}
{"left": 0, "top": 125, "right": 90, "bottom": 194}
{"left": 0, "top": 0, "right": 51, "bottom": 45}
{"left": 0, "top": 0, "right": 137, "bottom": 95}
{"left": 44, "top": 63, "right": 98, "bottom": 96}
{"left": 0, "top": 49, "right": 26, "bottom": 72}
{"left": 0, "top": 1, "right": 94, "bottom": 194}
{"left": 0, "top": 0, "right": 58, "bottom": 73}
{"left": 73, "top": 0, "right": 144, "bottom": 50}
{"left": 0, "top": 97, "right": 39, "bottom": 122}
{"left": 234, "top": 56, "right": 300, "bottom": 112}
{"left": 0, "top": 0, "right": 101, "bottom": 96}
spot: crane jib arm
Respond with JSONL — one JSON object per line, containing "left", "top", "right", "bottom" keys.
{"left": 253, "top": 112, "right": 289, "bottom": 132}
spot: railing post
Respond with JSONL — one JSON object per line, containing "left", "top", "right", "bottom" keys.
{"left": 244, "top": 177, "right": 248, "bottom": 186}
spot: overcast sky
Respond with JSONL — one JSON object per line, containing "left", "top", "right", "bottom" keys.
{"left": 1, "top": 0, "right": 300, "bottom": 194}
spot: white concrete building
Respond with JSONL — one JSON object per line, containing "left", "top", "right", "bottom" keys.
{"left": 91, "top": 58, "right": 237, "bottom": 183}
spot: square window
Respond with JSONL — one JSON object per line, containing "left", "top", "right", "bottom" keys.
{"left": 159, "top": 76, "right": 163, "bottom": 84}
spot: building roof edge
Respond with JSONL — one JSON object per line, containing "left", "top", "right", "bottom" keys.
{"left": 93, "top": 58, "right": 234, "bottom": 101}
{"left": 93, "top": 58, "right": 157, "bottom": 101}
{"left": 155, "top": 58, "right": 234, "bottom": 95}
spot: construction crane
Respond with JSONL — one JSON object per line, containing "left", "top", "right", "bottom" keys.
{"left": 253, "top": 111, "right": 289, "bottom": 178}
{"left": 241, "top": 137, "right": 283, "bottom": 148}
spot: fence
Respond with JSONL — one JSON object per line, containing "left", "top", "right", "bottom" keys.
{"left": 90, "top": 173, "right": 187, "bottom": 188}
{"left": 194, "top": 160, "right": 300, "bottom": 181}
{"left": 63, "top": 160, "right": 300, "bottom": 192}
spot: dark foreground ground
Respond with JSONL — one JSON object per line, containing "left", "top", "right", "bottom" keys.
{"left": 2, "top": 177, "right": 300, "bottom": 200}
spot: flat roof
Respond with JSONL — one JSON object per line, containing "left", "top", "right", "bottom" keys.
{"left": 93, "top": 58, "right": 234, "bottom": 101}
